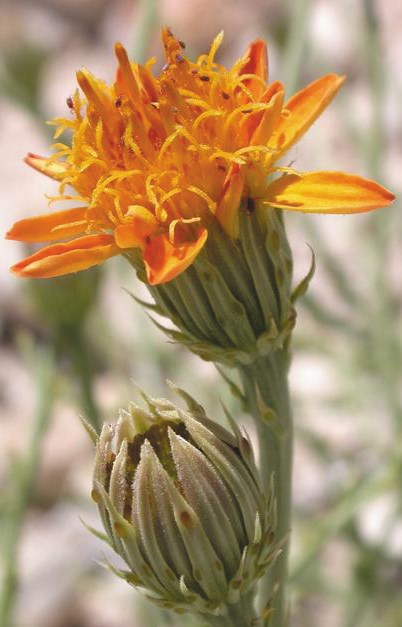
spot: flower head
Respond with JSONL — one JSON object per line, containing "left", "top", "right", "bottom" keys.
{"left": 7, "top": 29, "right": 394, "bottom": 285}
{"left": 88, "top": 384, "right": 277, "bottom": 619}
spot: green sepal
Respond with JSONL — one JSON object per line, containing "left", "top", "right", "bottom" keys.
{"left": 291, "top": 245, "right": 316, "bottom": 304}
{"left": 166, "top": 380, "right": 206, "bottom": 415}
{"left": 264, "top": 209, "right": 293, "bottom": 321}
{"left": 215, "top": 365, "right": 246, "bottom": 406}
{"left": 79, "top": 415, "right": 98, "bottom": 445}
{"left": 173, "top": 268, "right": 231, "bottom": 345}
{"left": 194, "top": 257, "right": 256, "bottom": 350}
{"left": 79, "top": 516, "right": 113, "bottom": 547}
{"left": 148, "top": 313, "right": 255, "bottom": 365}
{"left": 239, "top": 210, "right": 281, "bottom": 327}
{"left": 123, "top": 287, "right": 163, "bottom": 314}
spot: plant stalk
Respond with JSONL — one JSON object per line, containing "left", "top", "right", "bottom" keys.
{"left": 240, "top": 351, "right": 293, "bottom": 627}
{"left": 204, "top": 593, "right": 257, "bottom": 627}
{"left": 0, "top": 349, "right": 56, "bottom": 627}
{"left": 64, "top": 329, "right": 102, "bottom": 433}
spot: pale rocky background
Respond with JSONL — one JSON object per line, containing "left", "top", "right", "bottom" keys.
{"left": 1, "top": 1, "right": 401, "bottom": 626}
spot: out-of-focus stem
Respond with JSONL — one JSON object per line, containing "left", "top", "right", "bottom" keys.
{"left": 67, "top": 330, "right": 102, "bottom": 434}
{"left": 0, "top": 349, "right": 56, "bottom": 627}
{"left": 130, "top": 0, "right": 159, "bottom": 63}
{"left": 240, "top": 352, "right": 293, "bottom": 627}
{"left": 281, "top": 0, "right": 312, "bottom": 95}
{"left": 363, "top": 0, "right": 402, "bottom": 431}
{"left": 290, "top": 459, "right": 398, "bottom": 582}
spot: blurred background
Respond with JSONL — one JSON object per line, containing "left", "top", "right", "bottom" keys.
{"left": 1, "top": 0, "right": 401, "bottom": 626}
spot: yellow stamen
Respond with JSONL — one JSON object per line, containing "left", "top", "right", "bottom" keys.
{"left": 186, "top": 186, "right": 216, "bottom": 213}
{"left": 193, "top": 109, "right": 223, "bottom": 131}
{"left": 207, "top": 31, "right": 224, "bottom": 68}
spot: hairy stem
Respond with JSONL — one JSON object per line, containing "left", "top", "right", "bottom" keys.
{"left": 240, "top": 351, "right": 293, "bottom": 626}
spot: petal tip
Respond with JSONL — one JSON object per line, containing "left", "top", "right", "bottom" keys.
{"left": 114, "top": 42, "right": 128, "bottom": 62}
{"left": 384, "top": 190, "right": 396, "bottom": 204}
{"left": 24, "top": 152, "right": 40, "bottom": 164}
{"left": 9, "top": 261, "right": 26, "bottom": 277}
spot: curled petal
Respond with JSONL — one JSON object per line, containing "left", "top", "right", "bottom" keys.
{"left": 114, "top": 206, "right": 158, "bottom": 249}
{"left": 143, "top": 228, "right": 208, "bottom": 285}
{"left": 6, "top": 207, "right": 88, "bottom": 242}
{"left": 264, "top": 171, "right": 395, "bottom": 213}
{"left": 260, "top": 80, "right": 284, "bottom": 103}
{"left": 10, "top": 234, "right": 119, "bottom": 278}
{"left": 269, "top": 74, "right": 345, "bottom": 158}
{"left": 24, "top": 153, "right": 67, "bottom": 180}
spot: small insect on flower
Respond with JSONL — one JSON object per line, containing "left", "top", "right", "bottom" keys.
{"left": 245, "top": 197, "right": 256, "bottom": 215}
{"left": 6, "top": 29, "right": 394, "bottom": 286}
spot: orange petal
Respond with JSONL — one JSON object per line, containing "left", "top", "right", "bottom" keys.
{"left": 250, "top": 91, "right": 284, "bottom": 145}
{"left": 114, "top": 43, "right": 141, "bottom": 103}
{"left": 260, "top": 80, "right": 284, "bottom": 103}
{"left": 143, "top": 228, "right": 208, "bottom": 285}
{"left": 264, "top": 171, "right": 395, "bottom": 213}
{"left": 216, "top": 165, "right": 244, "bottom": 239}
{"left": 6, "top": 207, "right": 88, "bottom": 242}
{"left": 10, "top": 234, "right": 119, "bottom": 278}
{"left": 239, "top": 39, "right": 268, "bottom": 83}
{"left": 268, "top": 74, "right": 345, "bottom": 158}
{"left": 24, "top": 153, "right": 67, "bottom": 180}
{"left": 114, "top": 206, "right": 158, "bottom": 249}
{"left": 76, "top": 69, "right": 118, "bottom": 133}
{"left": 239, "top": 86, "right": 284, "bottom": 143}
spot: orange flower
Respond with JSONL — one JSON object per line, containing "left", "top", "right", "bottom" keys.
{"left": 7, "top": 29, "right": 394, "bottom": 285}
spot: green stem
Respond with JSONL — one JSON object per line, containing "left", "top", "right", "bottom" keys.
{"left": 240, "top": 351, "right": 293, "bottom": 627}
{"left": 203, "top": 594, "right": 257, "bottom": 626}
{"left": 66, "top": 330, "right": 102, "bottom": 433}
{"left": 0, "top": 349, "right": 56, "bottom": 627}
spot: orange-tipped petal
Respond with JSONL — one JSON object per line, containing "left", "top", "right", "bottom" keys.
{"left": 114, "top": 43, "right": 141, "bottom": 103}
{"left": 10, "top": 234, "right": 119, "bottom": 278}
{"left": 240, "top": 39, "right": 268, "bottom": 83}
{"left": 216, "top": 165, "right": 244, "bottom": 239}
{"left": 143, "top": 228, "right": 208, "bottom": 285}
{"left": 268, "top": 74, "right": 345, "bottom": 158}
{"left": 6, "top": 207, "right": 88, "bottom": 242}
{"left": 264, "top": 171, "right": 395, "bottom": 213}
{"left": 24, "top": 153, "right": 66, "bottom": 180}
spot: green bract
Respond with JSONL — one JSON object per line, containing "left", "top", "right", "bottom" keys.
{"left": 128, "top": 207, "right": 313, "bottom": 367}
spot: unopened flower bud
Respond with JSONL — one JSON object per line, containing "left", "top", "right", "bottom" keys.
{"left": 89, "top": 384, "right": 278, "bottom": 623}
